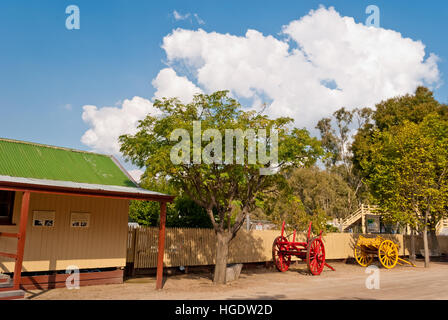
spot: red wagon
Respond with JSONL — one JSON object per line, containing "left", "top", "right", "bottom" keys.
{"left": 272, "top": 221, "right": 334, "bottom": 275}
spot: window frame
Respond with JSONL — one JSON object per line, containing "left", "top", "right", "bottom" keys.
{"left": 32, "top": 211, "right": 56, "bottom": 228}
{"left": 0, "top": 191, "right": 15, "bottom": 225}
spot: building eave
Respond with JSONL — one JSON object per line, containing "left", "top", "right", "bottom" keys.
{"left": 0, "top": 175, "right": 174, "bottom": 202}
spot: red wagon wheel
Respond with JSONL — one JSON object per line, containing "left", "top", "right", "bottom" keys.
{"left": 272, "top": 236, "right": 291, "bottom": 272}
{"left": 306, "top": 237, "right": 325, "bottom": 275}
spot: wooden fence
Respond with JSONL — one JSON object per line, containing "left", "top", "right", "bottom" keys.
{"left": 127, "top": 226, "right": 448, "bottom": 269}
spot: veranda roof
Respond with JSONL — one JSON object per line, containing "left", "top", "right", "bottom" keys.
{"left": 0, "top": 138, "right": 173, "bottom": 202}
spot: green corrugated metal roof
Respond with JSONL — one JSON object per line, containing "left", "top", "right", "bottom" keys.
{"left": 0, "top": 138, "right": 136, "bottom": 187}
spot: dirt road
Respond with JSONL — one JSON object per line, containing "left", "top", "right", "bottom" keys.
{"left": 25, "top": 260, "right": 448, "bottom": 300}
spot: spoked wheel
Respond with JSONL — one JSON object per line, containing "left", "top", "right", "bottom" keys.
{"left": 306, "top": 237, "right": 326, "bottom": 275}
{"left": 378, "top": 240, "right": 398, "bottom": 269}
{"left": 354, "top": 245, "right": 374, "bottom": 267}
{"left": 272, "top": 236, "right": 291, "bottom": 272}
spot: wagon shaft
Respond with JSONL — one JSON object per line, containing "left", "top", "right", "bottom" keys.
{"left": 397, "top": 257, "right": 416, "bottom": 267}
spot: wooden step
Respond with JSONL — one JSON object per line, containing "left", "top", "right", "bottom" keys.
{"left": 0, "top": 281, "right": 12, "bottom": 288}
{"left": 0, "top": 274, "right": 10, "bottom": 283}
{"left": 0, "top": 275, "right": 12, "bottom": 290}
{"left": 0, "top": 289, "right": 25, "bottom": 300}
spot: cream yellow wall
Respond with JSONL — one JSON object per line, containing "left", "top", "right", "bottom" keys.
{"left": 0, "top": 192, "right": 129, "bottom": 273}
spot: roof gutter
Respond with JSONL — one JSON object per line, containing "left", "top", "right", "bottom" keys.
{"left": 0, "top": 180, "right": 175, "bottom": 202}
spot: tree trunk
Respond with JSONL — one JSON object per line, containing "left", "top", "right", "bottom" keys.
{"left": 429, "top": 227, "right": 440, "bottom": 257}
{"left": 410, "top": 229, "right": 416, "bottom": 263}
{"left": 423, "top": 214, "right": 430, "bottom": 267}
{"left": 213, "top": 231, "right": 231, "bottom": 284}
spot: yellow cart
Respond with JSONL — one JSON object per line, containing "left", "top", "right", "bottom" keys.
{"left": 354, "top": 235, "right": 416, "bottom": 269}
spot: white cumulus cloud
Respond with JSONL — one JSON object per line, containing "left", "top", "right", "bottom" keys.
{"left": 81, "top": 69, "right": 200, "bottom": 155}
{"left": 81, "top": 6, "right": 440, "bottom": 157}
{"left": 81, "top": 96, "right": 159, "bottom": 154}
{"left": 152, "top": 68, "right": 203, "bottom": 103}
{"left": 162, "top": 6, "right": 440, "bottom": 128}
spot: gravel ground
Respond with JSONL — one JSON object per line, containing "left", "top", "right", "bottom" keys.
{"left": 25, "top": 259, "right": 448, "bottom": 300}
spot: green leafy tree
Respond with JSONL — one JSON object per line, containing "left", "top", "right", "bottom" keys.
{"left": 119, "top": 91, "right": 323, "bottom": 283}
{"left": 129, "top": 175, "right": 213, "bottom": 228}
{"left": 352, "top": 87, "right": 448, "bottom": 266}
{"left": 170, "top": 197, "right": 214, "bottom": 228}
{"left": 288, "top": 167, "right": 357, "bottom": 220}
{"left": 129, "top": 197, "right": 213, "bottom": 228}
{"left": 372, "top": 86, "right": 448, "bottom": 131}
{"left": 265, "top": 166, "right": 354, "bottom": 233}
{"left": 129, "top": 200, "right": 161, "bottom": 226}
{"left": 316, "top": 107, "right": 373, "bottom": 212}
{"left": 267, "top": 192, "right": 330, "bottom": 234}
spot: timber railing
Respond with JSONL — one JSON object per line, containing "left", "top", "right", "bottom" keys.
{"left": 341, "top": 204, "right": 381, "bottom": 231}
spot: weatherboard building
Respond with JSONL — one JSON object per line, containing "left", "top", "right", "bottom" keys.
{"left": 0, "top": 138, "right": 173, "bottom": 298}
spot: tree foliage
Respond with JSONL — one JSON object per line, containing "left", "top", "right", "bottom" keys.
{"left": 128, "top": 175, "right": 213, "bottom": 228}
{"left": 265, "top": 166, "right": 354, "bottom": 233}
{"left": 129, "top": 197, "right": 213, "bottom": 228}
{"left": 316, "top": 107, "right": 373, "bottom": 212}
{"left": 354, "top": 114, "right": 448, "bottom": 227}
{"left": 119, "top": 90, "right": 323, "bottom": 283}
{"left": 352, "top": 87, "right": 448, "bottom": 265}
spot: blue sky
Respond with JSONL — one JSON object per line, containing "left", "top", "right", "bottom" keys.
{"left": 0, "top": 1, "right": 447, "bottom": 174}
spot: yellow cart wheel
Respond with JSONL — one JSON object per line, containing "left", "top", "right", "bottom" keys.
{"left": 378, "top": 240, "right": 398, "bottom": 269}
{"left": 354, "top": 245, "right": 373, "bottom": 267}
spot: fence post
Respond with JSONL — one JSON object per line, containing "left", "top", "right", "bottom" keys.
{"left": 131, "top": 227, "right": 138, "bottom": 276}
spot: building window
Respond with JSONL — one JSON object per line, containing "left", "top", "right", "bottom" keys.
{"left": 71, "top": 212, "right": 90, "bottom": 228}
{"left": 33, "top": 211, "right": 55, "bottom": 227}
{"left": 0, "top": 191, "right": 15, "bottom": 225}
